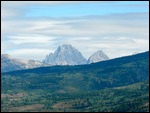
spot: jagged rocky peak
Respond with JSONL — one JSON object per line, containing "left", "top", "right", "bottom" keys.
{"left": 43, "top": 44, "right": 87, "bottom": 65}
{"left": 62, "top": 44, "right": 72, "bottom": 48}
{"left": 87, "top": 50, "right": 109, "bottom": 64}
{"left": 56, "top": 44, "right": 74, "bottom": 52}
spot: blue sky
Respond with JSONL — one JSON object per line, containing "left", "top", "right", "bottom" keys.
{"left": 26, "top": 1, "right": 148, "bottom": 17}
{"left": 1, "top": 1, "right": 149, "bottom": 61}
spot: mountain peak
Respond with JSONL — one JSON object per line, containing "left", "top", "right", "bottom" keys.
{"left": 61, "top": 44, "right": 72, "bottom": 47}
{"left": 87, "top": 50, "right": 109, "bottom": 64}
{"left": 43, "top": 44, "right": 87, "bottom": 65}
{"left": 58, "top": 44, "right": 73, "bottom": 51}
{"left": 95, "top": 50, "right": 104, "bottom": 54}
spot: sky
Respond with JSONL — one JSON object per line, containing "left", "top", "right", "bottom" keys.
{"left": 1, "top": 1, "right": 149, "bottom": 61}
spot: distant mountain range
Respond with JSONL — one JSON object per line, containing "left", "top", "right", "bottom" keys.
{"left": 43, "top": 44, "right": 109, "bottom": 65}
{"left": 1, "top": 44, "right": 109, "bottom": 72}
{"left": 1, "top": 54, "right": 49, "bottom": 72}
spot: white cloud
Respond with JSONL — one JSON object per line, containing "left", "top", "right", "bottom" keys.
{"left": 8, "top": 35, "right": 55, "bottom": 44}
{"left": 1, "top": 1, "right": 149, "bottom": 61}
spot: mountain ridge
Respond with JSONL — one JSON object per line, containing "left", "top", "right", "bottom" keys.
{"left": 1, "top": 44, "right": 148, "bottom": 72}
{"left": 2, "top": 51, "right": 148, "bottom": 74}
{"left": 1, "top": 54, "right": 49, "bottom": 72}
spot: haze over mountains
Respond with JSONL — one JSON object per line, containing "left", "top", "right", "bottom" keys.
{"left": 1, "top": 44, "right": 109, "bottom": 72}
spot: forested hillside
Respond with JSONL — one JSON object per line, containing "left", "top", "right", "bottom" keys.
{"left": 1, "top": 51, "right": 149, "bottom": 112}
